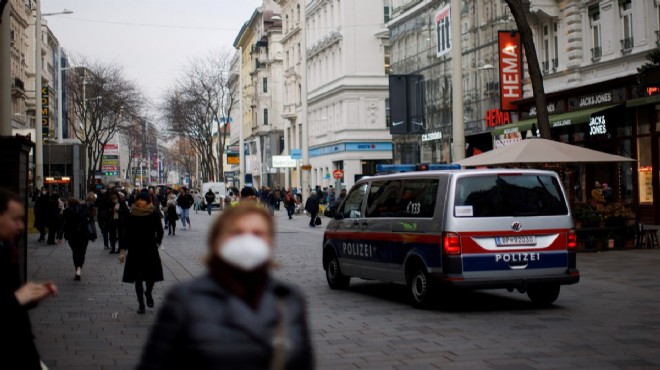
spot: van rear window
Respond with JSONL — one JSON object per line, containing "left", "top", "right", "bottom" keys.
{"left": 455, "top": 175, "right": 568, "bottom": 217}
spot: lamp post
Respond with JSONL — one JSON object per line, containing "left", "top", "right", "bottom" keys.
{"left": 34, "top": 3, "right": 73, "bottom": 187}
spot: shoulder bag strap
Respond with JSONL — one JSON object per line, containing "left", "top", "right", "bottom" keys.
{"left": 270, "top": 296, "right": 291, "bottom": 370}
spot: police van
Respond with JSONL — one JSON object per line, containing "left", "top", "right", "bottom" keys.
{"left": 322, "top": 165, "right": 580, "bottom": 307}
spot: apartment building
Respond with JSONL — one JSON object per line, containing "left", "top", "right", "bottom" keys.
{"left": 9, "top": 0, "right": 32, "bottom": 130}
{"left": 306, "top": 0, "right": 392, "bottom": 188}
{"left": 233, "top": 0, "right": 285, "bottom": 188}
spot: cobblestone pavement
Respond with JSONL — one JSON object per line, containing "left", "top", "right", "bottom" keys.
{"left": 27, "top": 208, "right": 660, "bottom": 369}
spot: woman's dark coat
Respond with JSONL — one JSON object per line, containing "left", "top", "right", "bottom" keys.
{"left": 137, "top": 274, "right": 313, "bottom": 370}
{"left": 121, "top": 209, "right": 164, "bottom": 283}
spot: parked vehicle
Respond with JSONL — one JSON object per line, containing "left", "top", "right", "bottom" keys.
{"left": 322, "top": 166, "right": 580, "bottom": 308}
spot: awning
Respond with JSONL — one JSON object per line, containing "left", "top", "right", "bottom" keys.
{"left": 626, "top": 94, "right": 660, "bottom": 108}
{"left": 491, "top": 104, "right": 620, "bottom": 136}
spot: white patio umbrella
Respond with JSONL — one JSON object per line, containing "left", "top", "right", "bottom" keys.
{"left": 456, "top": 138, "right": 635, "bottom": 167}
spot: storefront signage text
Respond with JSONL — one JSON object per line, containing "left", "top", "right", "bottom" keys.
{"left": 529, "top": 103, "right": 556, "bottom": 117}
{"left": 579, "top": 92, "right": 612, "bottom": 108}
{"left": 421, "top": 132, "right": 443, "bottom": 141}
{"left": 486, "top": 109, "right": 512, "bottom": 127}
{"left": 589, "top": 115, "right": 607, "bottom": 136}
{"left": 498, "top": 31, "right": 522, "bottom": 111}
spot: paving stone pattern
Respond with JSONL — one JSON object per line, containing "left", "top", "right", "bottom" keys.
{"left": 27, "top": 209, "right": 660, "bottom": 369}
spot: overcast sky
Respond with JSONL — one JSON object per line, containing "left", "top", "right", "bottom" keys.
{"left": 42, "top": 0, "right": 261, "bottom": 107}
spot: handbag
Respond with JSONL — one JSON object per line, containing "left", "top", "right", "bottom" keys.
{"left": 175, "top": 205, "right": 182, "bottom": 216}
{"left": 315, "top": 216, "right": 322, "bottom": 226}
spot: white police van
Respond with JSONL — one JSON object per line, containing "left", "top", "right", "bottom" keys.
{"left": 322, "top": 164, "right": 580, "bottom": 307}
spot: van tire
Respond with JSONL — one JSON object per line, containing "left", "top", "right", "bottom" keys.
{"left": 527, "top": 284, "right": 560, "bottom": 306}
{"left": 408, "top": 266, "right": 435, "bottom": 308}
{"left": 325, "top": 253, "right": 350, "bottom": 289}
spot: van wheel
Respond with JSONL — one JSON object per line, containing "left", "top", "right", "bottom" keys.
{"left": 527, "top": 284, "right": 560, "bottom": 306}
{"left": 408, "top": 267, "right": 435, "bottom": 308}
{"left": 325, "top": 253, "right": 350, "bottom": 289}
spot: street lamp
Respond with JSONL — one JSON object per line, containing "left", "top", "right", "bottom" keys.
{"left": 34, "top": 2, "right": 74, "bottom": 187}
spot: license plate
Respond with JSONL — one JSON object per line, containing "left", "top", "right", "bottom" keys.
{"left": 495, "top": 236, "right": 536, "bottom": 246}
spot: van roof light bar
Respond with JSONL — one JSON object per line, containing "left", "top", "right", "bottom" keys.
{"left": 375, "top": 163, "right": 461, "bottom": 173}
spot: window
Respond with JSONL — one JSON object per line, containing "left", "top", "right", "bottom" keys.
{"left": 385, "top": 98, "right": 391, "bottom": 128}
{"left": 589, "top": 6, "right": 602, "bottom": 60}
{"left": 367, "top": 180, "right": 438, "bottom": 218}
{"left": 455, "top": 175, "right": 569, "bottom": 217}
{"left": 263, "top": 108, "right": 269, "bottom": 125}
{"left": 297, "top": 4, "right": 301, "bottom": 23}
{"left": 542, "top": 24, "right": 550, "bottom": 72}
{"left": 383, "top": 0, "right": 392, "bottom": 23}
{"left": 366, "top": 180, "right": 401, "bottom": 217}
{"left": 262, "top": 77, "right": 267, "bottom": 93}
{"left": 553, "top": 22, "right": 559, "bottom": 69}
{"left": 620, "top": 0, "right": 633, "bottom": 50}
{"left": 384, "top": 45, "right": 391, "bottom": 74}
{"left": 339, "top": 184, "right": 367, "bottom": 218}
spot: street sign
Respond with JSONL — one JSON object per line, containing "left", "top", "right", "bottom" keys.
{"left": 333, "top": 169, "right": 344, "bottom": 179}
{"left": 291, "top": 148, "right": 302, "bottom": 160}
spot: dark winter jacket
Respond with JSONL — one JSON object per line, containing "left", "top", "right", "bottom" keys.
{"left": 137, "top": 274, "right": 313, "bottom": 370}
{"left": 121, "top": 205, "right": 164, "bottom": 283}
{"left": 305, "top": 195, "right": 320, "bottom": 214}
{"left": 177, "top": 193, "right": 194, "bottom": 209}
{"left": 34, "top": 194, "right": 49, "bottom": 228}
{"left": 204, "top": 191, "right": 215, "bottom": 205}
{"left": 61, "top": 204, "right": 90, "bottom": 242}
{"left": 0, "top": 242, "right": 42, "bottom": 370}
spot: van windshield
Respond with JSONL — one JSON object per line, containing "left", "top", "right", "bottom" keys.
{"left": 455, "top": 174, "right": 568, "bottom": 217}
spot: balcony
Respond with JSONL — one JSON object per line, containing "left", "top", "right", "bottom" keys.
{"left": 591, "top": 46, "right": 602, "bottom": 61}
{"left": 542, "top": 60, "right": 550, "bottom": 73}
{"left": 552, "top": 58, "right": 558, "bottom": 70}
{"left": 621, "top": 37, "right": 634, "bottom": 53}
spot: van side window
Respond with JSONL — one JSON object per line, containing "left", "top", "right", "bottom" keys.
{"left": 366, "top": 180, "right": 401, "bottom": 218}
{"left": 397, "top": 179, "right": 439, "bottom": 218}
{"left": 339, "top": 184, "right": 367, "bottom": 218}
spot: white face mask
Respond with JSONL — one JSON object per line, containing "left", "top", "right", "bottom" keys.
{"left": 218, "top": 234, "right": 272, "bottom": 271}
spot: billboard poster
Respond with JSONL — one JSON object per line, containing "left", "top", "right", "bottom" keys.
{"left": 435, "top": 4, "right": 451, "bottom": 58}
{"left": 498, "top": 31, "right": 523, "bottom": 111}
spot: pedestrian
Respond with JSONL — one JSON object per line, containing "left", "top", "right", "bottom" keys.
{"left": 0, "top": 187, "right": 58, "bottom": 370}
{"left": 204, "top": 188, "right": 216, "bottom": 215}
{"left": 305, "top": 191, "right": 320, "bottom": 227}
{"left": 284, "top": 189, "right": 297, "bottom": 220}
{"left": 177, "top": 187, "right": 194, "bottom": 230}
{"left": 137, "top": 203, "right": 314, "bottom": 370}
{"left": 96, "top": 188, "right": 113, "bottom": 249}
{"left": 34, "top": 187, "right": 49, "bottom": 241}
{"left": 338, "top": 188, "right": 347, "bottom": 203}
{"left": 108, "top": 192, "right": 129, "bottom": 254}
{"left": 240, "top": 186, "right": 258, "bottom": 203}
{"left": 118, "top": 192, "right": 164, "bottom": 314}
{"left": 193, "top": 190, "right": 202, "bottom": 214}
{"left": 602, "top": 182, "right": 615, "bottom": 203}
{"left": 60, "top": 198, "right": 95, "bottom": 280}
{"left": 591, "top": 181, "right": 605, "bottom": 211}
{"left": 46, "top": 192, "right": 62, "bottom": 245}
{"left": 165, "top": 192, "right": 178, "bottom": 236}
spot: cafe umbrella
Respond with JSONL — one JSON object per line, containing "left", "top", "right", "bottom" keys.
{"left": 455, "top": 138, "right": 635, "bottom": 167}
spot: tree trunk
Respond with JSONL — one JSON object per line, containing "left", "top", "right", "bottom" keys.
{"left": 505, "top": 0, "right": 551, "bottom": 139}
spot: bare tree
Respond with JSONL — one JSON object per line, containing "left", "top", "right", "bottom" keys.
{"left": 504, "top": 0, "right": 551, "bottom": 139}
{"left": 162, "top": 49, "right": 237, "bottom": 183}
{"left": 65, "top": 58, "right": 143, "bottom": 191}
{"left": 161, "top": 138, "right": 196, "bottom": 184}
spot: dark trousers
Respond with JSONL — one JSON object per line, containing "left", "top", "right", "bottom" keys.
{"left": 46, "top": 220, "right": 60, "bottom": 244}
{"left": 99, "top": 221, "right": 109, "bottom": 247}
{"left": 207, "top": 204, "right": 212, "bottom": 215}
{"left": 109, "top": 220, "right": 119, "bottom": 250}
{"left": 168, "top": 222, "right": 176, "bottom": 235}
{"left": 135, "top": 280, "right": 155, "bottom": 307}
{"left": 286, "top": 205, "right": 294, "bottom": 219}
{"left": 36, "top": 223, "right": 46, "bottom": 240}
{"left": 68, "top": 238, "right": 89, "bottom": 268}
{"left": 309, "top": 212, "right": 318, "bottom": 227}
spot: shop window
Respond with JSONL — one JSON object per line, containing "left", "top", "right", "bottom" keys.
{"left": 619, "top": 139, "right": 633, "bottom": 203}
{"left": 637, "top": 136, "right": 653, "bottom": 205}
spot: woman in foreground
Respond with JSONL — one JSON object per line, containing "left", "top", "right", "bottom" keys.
{"left": 137, "top": 203, "right": 313, "bottom": 370}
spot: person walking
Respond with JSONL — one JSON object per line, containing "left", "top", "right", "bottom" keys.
{"left": 118, "top": 192, "right": 164, "bottom": 314}
{"left": 204, "top": 189, "right": 216, "bottom": 216}
{"left": 177, "top": 187, "right": 194, "bottom": 230}
{"left": 193, "top": 190, "right": 202, "bottom": 214}
{"left": 137, "top": 203, "right": 314, "bottom": 370}
{"left": 165, "top": 192, "right": 178, "bottom": 236}
{"left": 34, "top": 187, "right": 49, "bottom": 241}
{"left": 305, "top": 191, "right": 320, "bottom": 228}
{"left": 1, "top": 188, "right": 58, "bottom": 370}
{"left": 45, "top": 192, "right": 62, "bottom": 245}
{"left": 96, "top": 189, "right": 113, "bottom": 250}
{"left": 108, "top": 192, "right": 129, "bottom": 254}
{"left": 284, "top": 189, "right": 297, "bottom": 220}
{"left": 60, "top": 198, "right": 95, "bottom": 280}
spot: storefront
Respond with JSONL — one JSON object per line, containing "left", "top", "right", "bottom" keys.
{"left": 494, "top": 76, "right": 660, "bottom": 224}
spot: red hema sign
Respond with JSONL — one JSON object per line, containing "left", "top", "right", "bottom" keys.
{"left": 498, "top": 31, "right": 522, "bottom": 111}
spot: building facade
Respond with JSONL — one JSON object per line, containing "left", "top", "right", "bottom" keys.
{"left": 492, "top": 0, "right": 660, "bottom": 223}
{"left": 234, "top": 0, "right": 286, "bottom": 188}
{"left": 388, "top": 0, "right": 515, "bottom": 165}
{"left": 306, "top": 0, "right": 393, "bottom": 188}
{"left": 9, "top": 0, "right": 31, "bottom": 130}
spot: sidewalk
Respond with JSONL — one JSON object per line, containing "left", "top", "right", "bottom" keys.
{"left": 27, "top": 207, "right": 320, "bottom": 370}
